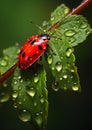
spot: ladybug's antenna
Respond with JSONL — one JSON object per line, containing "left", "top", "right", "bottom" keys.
{"left": 30, "top": 21, "right": 44, "bottom": 32}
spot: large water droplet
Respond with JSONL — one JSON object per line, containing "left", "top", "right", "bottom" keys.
{"left": 72, "top": 85, "right": 79, "bottom": 91}
{"left": 66, "top": 48, "right": 74, "bottom": 57}
{"left": 18, "top": 109, "right": 31, "bottom": 122}
{"left": 52, "top": 82, "right": 59, "bottom": 91}
{"left": 55, "top": 61, "right": 62, "bottom": 72}
{"left": 47, "top": 55, "right": 53, "bottom": 65}
{"left": 34, "top": 74, "right": 39, "bottom": 83}
{"left": 80, "top": 22, "right": 87, "bottom": 29}
{"left": 26, "top": 86, "right": 35, "bottom": 97}
{"left": 35, "top": 112, "right": 42, "bottom": 126}
{"left": 12, "top": 90, "right": 18, "bottom": 99}
{"left": 0, "top": 92, "right": 10, "bottom": 103}
{"left": 65, "top": 30, "right": 75, "bottom": 37}
{"left": 0, "top": 59, "right": 7, "bottom": 66}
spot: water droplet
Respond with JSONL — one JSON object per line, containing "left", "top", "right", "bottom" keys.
{"left": 26, "top": 86, "right": 35, "bottom": 97}
{"left": 71, "top": 69, "right": 75, "bottom": 72}
{"left": 63, "top": 75, "right": 68, "bottom": 79}
{"left": 18, "top": 75, "right": 21, "bottom": 79}
{"left": 34, "top": 74, "right": 39, "bottom": 83}
{"left": 86, "top": 29, "right": 90, "bottom": 35}
{"left": 34, "top": 102, "right": 37, "bottom": 107}
{"left": 12, "top": 90, "right": 18, "bottom": 99}
{"left": 55, "top": 61, "right": 62, "bottom": 72}
{"left": 20, "top": 79, "right": 23, "bottom": 83}
{"left": 40, "top": 95, "right": 44, "bottom": 103}
{"left": 51, "top": 17, "right": 55, "bottom": 21}
{"left": 35, "top": 112, "right": 42, "bottom": 126}
{"left": 72, "top": 86, "right": 79, "bottom": 91}
{"left": 13, "top": 102, "right": 18, "bottom": 108}
{"left": 64, "top": 8, "right": 69, "bottom": 14}
{"left": 80, "top": 23, "right": 87, "bottom": 29}
{"left": 51, "top": 66, "right": 55, "bottom": 70}
{"left": 18, "top": 101, "right": 22, "bottom": 105}
{"left": 69, "top": 37, "right": 76, "bottom": 43}
{"left": 52, "top": 82, "right": 59, "bottom": 91}
{"left": 66, "top": 48, "right": 74, "bottom": 57}
{"left": 60, "top": 77, "right": 63, "bottom": 80}
{"left": 0, "top": 59, "right": 7, "bottom": 66}
{"left": 18, "top": 109, "right": 31, "bottom": 122}
{"left": 65, "top": 30, "right": 75, "bottom": 37}
{"left": 0, "top": 92, "right": 10, "bottom": 103}
{"left": 47, "top": 55, "right": 53, "bottom": 64}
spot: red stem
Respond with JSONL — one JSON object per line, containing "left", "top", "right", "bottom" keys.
{"left": 70, "top": 0, "right": 92, "bottom": 15}
{"left": 48, "top": 0, "right": 92, "bottom": 31}
{"left": 0, "top": 62, "right": 18, "bottom": 83}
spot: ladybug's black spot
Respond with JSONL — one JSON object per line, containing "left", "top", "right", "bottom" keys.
{"left": 27, "top": 56, "right": 32, "bottom": 60}
{"left": 38, "top": 45, "right": 42, "bottom": 50}
{"left": 33, "top": 54, "right": 36, "bottom": 57}
{"left": 22, "top": 52, "right": 25, "bottom": 58}
{"left": 30, "top": 39, "right": 36, "bottom": 45}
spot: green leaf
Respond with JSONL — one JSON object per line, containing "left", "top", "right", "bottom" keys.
{"left": 43, "top": 4, "right": 92, "bottom": 91}
{"left": 11, "top": 64, "right": 48, "bottom": 129}
{"left": 0, "top": 46, "right": 19, "bottom": 74}
{"left": 0, "top": 46, "right": 19, "bottom": 103}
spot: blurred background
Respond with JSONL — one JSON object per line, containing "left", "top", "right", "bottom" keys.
{"left": 0, "top": 0, "right": 92, "bottom": 130}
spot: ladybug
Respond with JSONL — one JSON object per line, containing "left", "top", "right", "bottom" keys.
{"left": 0, "top": 14, "right": 61, "bottom": 83}
{"left": 18, "top": 34, "right": 50, "bottom": 70}
{"left": 0, "top": 34, "right": 50, "bottom": 83}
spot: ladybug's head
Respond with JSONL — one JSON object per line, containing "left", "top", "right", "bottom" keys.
{"left": 39, "top": 34, "right": 50, "bottom": 41}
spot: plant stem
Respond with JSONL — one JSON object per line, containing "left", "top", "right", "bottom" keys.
{"left": 0, "top": 62, "right": 18, "bottom": 83}
{"left": 48, "top": 0, "right": 92, "bottom": 31}
{"left": 70, "top": 0, "right": 92, "bottom": 15}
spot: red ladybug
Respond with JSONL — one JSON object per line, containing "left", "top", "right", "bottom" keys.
{"left": 0, "top": 34, "right": 50, "bottom": 83}
{"left": 18, "top": 34, "right": 50, "bottom": 70}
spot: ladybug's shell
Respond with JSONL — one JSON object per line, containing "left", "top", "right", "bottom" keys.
{"left": 18, "top": 35, "right": 49, "bottom": 70}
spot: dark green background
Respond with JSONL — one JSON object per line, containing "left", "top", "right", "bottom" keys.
{"left": 0, "top": 0, "right": 92, "bottom": 130}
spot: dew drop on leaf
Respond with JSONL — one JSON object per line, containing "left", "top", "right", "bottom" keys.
{"left": 64, "top": 8, "right": 69, "bottom": 14}
{"left": 66, "top": 48, "right": 74, "bottom": 57}
{"left": 35, "top": 112, "right": 43, "bottom": 126}
{"left": 51, "top": 17, "right": 55, "bottom": 21}
{"left": 72, "top": 85, "right": 79, "bottom": 91}
{"left": 63, "top": 75, "right": 68, "bottom": 79}
{"left": 69, "top": 37, "right": 76, "bottom": 43}
{"left": 34, "top": 101, "right": 37, "bottom": 107}
{"left": 18, "top": 109, "right": 31, "bottom": 122}
{"left": 12, "top": 90, "right": 18, "bottom": 99}
{"left": 55, "top": 61, "right": 62, "bottom": 72}
{"left": 13, "top": 102, "right": 18, "bottom": 108}
{"left": 40, "top": 95, "right": 45, "bottom": 104}
{"left": 47, "top": 55, "right": 53, "bottom": 65}
{"left": 0, "top": 59, "right": 7, "bottom": 66}
{"left": 26, "top": 86, "right": 35, "bottom": 97}
{"left": 80, "top": 22, "right": 88, "bottom": 29}
{"left": 65, "top": 30, "right": 75, "bottom": 37}
{"left": 34, "top": 74, "right": 39, "bottom": 83}
{"left": 52, "top": 82, "right": 59, "bottom": 91}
